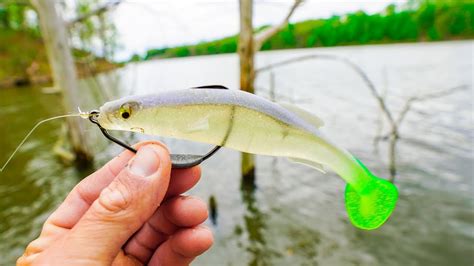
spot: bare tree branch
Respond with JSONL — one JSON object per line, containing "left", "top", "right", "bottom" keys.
{"left": 396, "top": 84, "right": 468, "bottom": 125}
{"left": 67, "top": 0, "right": 121, "bottom": 27}
{"left": 373, "top": 67, "right": 389, "bottom": 153}
{"left": 253, "top": 0, "right": 303, "bottom": 51}
{"left": 257, "top": 54, "right": 396, "bottom": 125}
{"left": 410, "top": 84, "right": 468, "bottom": 102}
{"left": 258, "top": 54, "right": 469, "bottom": 183}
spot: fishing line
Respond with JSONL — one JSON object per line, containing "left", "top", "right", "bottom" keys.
{"left": 0, "top": 113, "right": 87, "bottom": 172}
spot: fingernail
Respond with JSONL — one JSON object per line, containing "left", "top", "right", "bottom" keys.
{"left": 129, "top": 145, "right": 160, "bottom": 177}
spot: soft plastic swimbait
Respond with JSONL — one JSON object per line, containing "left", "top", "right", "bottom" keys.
{"left": 97, "top": 87, "right": 398, "bottom": 230}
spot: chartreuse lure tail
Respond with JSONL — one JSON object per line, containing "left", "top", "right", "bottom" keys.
{"left": 344, "top": 158, "right": 398, "bottom": 230}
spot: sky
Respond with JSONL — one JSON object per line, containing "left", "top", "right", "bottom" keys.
{"left": 111, "top": 0, "right": 408, "bottom": 60}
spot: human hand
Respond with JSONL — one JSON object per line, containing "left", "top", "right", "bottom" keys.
{"left": 17, "top": 142, "right": 213, "bottom": 265}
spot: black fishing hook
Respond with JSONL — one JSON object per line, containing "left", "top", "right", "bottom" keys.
{"left": 88, "top": 110, "right": 221, "bottom": 169}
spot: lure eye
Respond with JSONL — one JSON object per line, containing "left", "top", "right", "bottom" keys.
{"left": 119, "top": 103, "right": 132, "bottom": 119}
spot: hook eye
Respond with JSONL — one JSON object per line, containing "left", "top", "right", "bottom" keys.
{"left": 88, "top": 110, "right": 100, "bottom": 123}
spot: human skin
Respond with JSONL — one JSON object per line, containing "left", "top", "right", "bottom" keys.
{"left": 17, "top": 141, "right": 213, "bottom": 266}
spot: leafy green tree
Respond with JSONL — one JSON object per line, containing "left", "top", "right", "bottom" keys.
{"left": 143, "top": 1, "right": 474, "bottom": 60}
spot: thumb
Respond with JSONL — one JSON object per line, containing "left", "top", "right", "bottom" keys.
{"left": 64, "top": 143, "right": 171, "bottom": 262}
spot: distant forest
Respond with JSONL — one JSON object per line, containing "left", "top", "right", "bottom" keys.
{"left": 141, "top": 1, "right": 474, "bottom": 61}
{"left": 0, "top": 1, "right": 118, "bottom": 87}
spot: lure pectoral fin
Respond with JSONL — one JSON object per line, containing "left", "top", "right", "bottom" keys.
{"left": 288, "top": 157, "right": 326, "bottom": 173}
{"left": 344, "top": 159, "right": 398, "bottom": 230}
{"left": 279, "top": 102, "right": 324, "bottom": 128}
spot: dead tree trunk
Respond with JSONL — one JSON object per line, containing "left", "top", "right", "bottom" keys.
{"left": 238, "top": 0, "right": 256, "bottom": 184}
{"left": 31, "top": 0, "right": 93, "bottom": 165}
{"left": 239, "top": 0, "right": 255, "bottom": 94}
{"left": 238, "top": 0, "right": 303, "bottom": 185}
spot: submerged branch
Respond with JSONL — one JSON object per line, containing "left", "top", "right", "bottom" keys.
{"left": 258, "top": 54, "right": 469, "bottom": 183}
{"left": 257, "top": 54, "right": 396, "bottom": 125}
{"left": 373, "top": 67, "right": 389, "bottom": 154}
{"left": 396, "top": 84, "right": 468, "bottom": 126}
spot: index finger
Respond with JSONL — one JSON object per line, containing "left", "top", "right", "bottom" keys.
{"left": 46, "top": 148, "right": 136, "bottom": 229}
{"left": 45, "top": 142, "right": 202, "bottom": 231}
{"left": 46, "top": 141, "right": 164, "bottom": 229}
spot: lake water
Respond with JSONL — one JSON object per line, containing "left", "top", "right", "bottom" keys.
{"left": 0, "top": 41, "right": 472, "bottom": 265}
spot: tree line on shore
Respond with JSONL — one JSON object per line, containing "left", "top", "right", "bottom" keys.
{"left": 0, "top": 0, "right": 118, "bottom": 88}
{"left": 141, "top": 1, "right": 473, "bottom": 61}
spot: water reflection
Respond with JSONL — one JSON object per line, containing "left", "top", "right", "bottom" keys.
{"left": 237, "top": 157, "right": 327, "bottom": 266}
{"left": 239, "top": 166, "right": 270, "bottom": 266}
{"left": 209, "top": 195, "right": 218, "bottom": 226}
{"left": 238, "top": 156, "right": 299, "bottom": 265}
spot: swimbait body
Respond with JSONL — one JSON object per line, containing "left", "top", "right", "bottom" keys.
{"left": 97, "top": 88, "right": 398, "bottom": 230}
